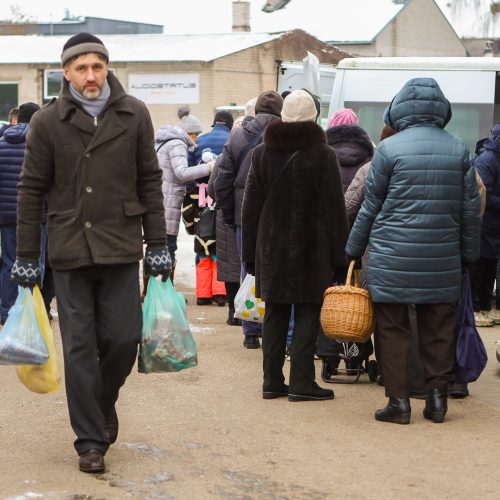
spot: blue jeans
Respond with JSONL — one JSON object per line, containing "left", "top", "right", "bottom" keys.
{"left": 0, "top": 224, "right": 47, "bottom": 322}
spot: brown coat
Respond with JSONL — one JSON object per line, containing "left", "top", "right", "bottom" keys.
{"left": 242, "top": 120, "right": 349, "bottom": 304}
{"left": 17, "top": 73, "right": 166, "bottom": 270}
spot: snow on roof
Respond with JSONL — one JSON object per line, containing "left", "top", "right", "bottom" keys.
{"left": 323, "top": 0, "right": 405, "bottom": 43}
{"left": 0, "top": 32, "right": 283, "bottom": 64}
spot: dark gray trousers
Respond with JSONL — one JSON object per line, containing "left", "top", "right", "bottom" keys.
{"left": 53, "top": 263, "right": 142, "bottom": 455}
{"left": 263, "top": 302, "right": 321, "bottom": 394}
{"left": 374, "top": 302, "right": 456, "bottom": 399}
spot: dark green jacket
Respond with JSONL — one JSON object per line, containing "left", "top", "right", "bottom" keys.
{"left": 17, "top": 73, "right": 166, "bottom": 270}
{"left": 346, "top": 78, "right": 480, "bottom": 303}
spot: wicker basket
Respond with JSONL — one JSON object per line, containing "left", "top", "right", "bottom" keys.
{"left": 320, "top": 260, "right": 374, "bottom": 342}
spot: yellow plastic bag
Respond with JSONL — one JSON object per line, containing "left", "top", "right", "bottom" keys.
{"left": 16, "top": 286, "right": 61, "bottom": 394}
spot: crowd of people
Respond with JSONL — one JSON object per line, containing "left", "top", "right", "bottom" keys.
{"left": 0, "top": 32, "right": 498, "bottom": 474}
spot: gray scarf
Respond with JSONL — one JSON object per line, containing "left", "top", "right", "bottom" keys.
{"left": 69, "top": 80, "right": 111, "bottom": 118}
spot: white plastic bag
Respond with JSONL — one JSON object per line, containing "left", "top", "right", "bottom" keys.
{"left": 234, "top": 274, "right": 265, "bottom": 323}
{"left": 0, "top": 287, "right": 48, "bottom": 365}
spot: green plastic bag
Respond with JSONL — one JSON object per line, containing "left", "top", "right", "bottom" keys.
{"left": 139, "top": 277, "right": 197, "bottom": 373}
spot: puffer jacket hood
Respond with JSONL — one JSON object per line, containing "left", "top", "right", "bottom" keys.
{"left": 155, "top": 124, "right": 193, "bottom": 148}
{"left": 384, "top": 78, "right": 452, "bottom": 132}
{"left": 480, "top": 123, "right": 500, "bottom": 157}
{"left": 3, "top": 123, "right": 29, "bottom": 144}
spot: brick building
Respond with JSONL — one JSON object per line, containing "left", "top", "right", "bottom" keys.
{"left": 0, "top": 30, "right": 348, "bottom": 128}
{"left": 327, "top": 0, "right": 467, "bottom": 57}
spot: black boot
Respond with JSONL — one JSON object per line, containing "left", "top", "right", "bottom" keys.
{"left": 227, "top": 307, "right": 242, "bottom": 326}
{"left": 375, "top": 397, "right": 411, "bottom": 425}
{"left": 449, "top": 382, "right": 469, "bottom": 399}
{"left": 423, "top": 387, "right": 448, "bottom": 423}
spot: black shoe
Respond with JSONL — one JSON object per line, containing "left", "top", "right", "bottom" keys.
{"left": 243, "top": 335, "right": 260, "bottom": 349}
{"left": 423, "top": 388, "right": 448, "bottom": 423}
{"left": 79, "top": 449, "right": 105, "bottom": 473}
{"left": 212, "top": 294, "right": 227, "bottom": 307}
{"left": 263, "top": 384, "right": 289, "bottom": 399}
{"left": 449, "top": 382, "right": 469, "bottom": 399}
{"left": 196, "top": 298, "right": 212, "bottom": 306}
{"left": 227, "top": 307, "right": 242, "bottom": 326}
{"left": 375, "top": 397, "right": 411, "bottom": 425}
{"left": 104, "top": 408, "right": 119, "bottom": 444}
{"left": 376, "top": 374, "right": 384, "bottom": 386}
{"left": 288, "top": 382, "right": 334, "bottom": 402}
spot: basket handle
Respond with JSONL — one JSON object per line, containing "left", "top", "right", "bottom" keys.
{"left": 346, "top": 260, "right": 360, "bottom": 288}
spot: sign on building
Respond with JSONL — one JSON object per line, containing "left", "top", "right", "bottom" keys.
{"left": 128, "top": 74, "right": 200, "bottom": 104}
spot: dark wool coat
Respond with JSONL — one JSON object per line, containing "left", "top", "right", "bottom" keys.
{"left": 346, "top": 78, "right": 481, "bottom": 304}
{"left": 325, "top": 125, "right": 374, "bottom": 193}
{"left": 0, "top": 123, "right": 30, "bottom": 225}
{"left": 208, "top": 159, "right": 240, "bottom": 283}
{"left": 17, "top": 73, "right": 166, "bottom": 270}
{"left": 242, "top": 120, "right": 349, "bottom": 304}
{"left": 474, "top": 123, "right": 500, "bottom": 259}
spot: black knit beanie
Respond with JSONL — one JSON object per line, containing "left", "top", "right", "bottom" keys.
{"left": 18, "top": 102, "right": 40, "bottom": 124}
{"left": 212, "top": 111, "right": 234, "bottom": 129}
{"left": 61, "top": 33, "right": 109, "bottom": 66}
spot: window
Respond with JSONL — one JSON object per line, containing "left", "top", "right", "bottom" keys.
{"left": 0, "top": 83, "right": 18, "bottom": 121}
{"left": 345, "top": 101, "right": 491, "bottom": 152}
{"left": 44, "top": 70, "right": 63, "bottom": 100}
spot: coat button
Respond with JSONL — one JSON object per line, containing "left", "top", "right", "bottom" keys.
{"left": 85, "top": 186, "right": 93, "bottom": 193}
{"left": 85, "top": 221, "right": 92, "bottom": 228}
{"left": 85, "top": 153, "right": 91, "bottom": 158}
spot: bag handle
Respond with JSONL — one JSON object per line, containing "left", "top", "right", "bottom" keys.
{"left": 346, "top": 260, "right": 360, "bottom": 288}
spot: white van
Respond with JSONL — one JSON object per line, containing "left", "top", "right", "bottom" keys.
{"left": 276, "top": 59, "right": 336, "bottom": 127}
{"left": 328, "top": 57, "right": 500, "bottom": 151}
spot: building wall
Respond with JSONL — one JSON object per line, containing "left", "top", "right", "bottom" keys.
{"left": 375, "top": 0, "right": 467, "bottom": 56}
{"left": 331, "top": 0, "right": 467, "bottom": 57}
{"left": 0, "top": 31, "right": 347, "bottom": 130}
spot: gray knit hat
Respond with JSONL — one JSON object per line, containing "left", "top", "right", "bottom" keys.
{"left": 61, "top": 33, "right": 109, "bottom": 67}
{"left": 177, "top": 106, "right": 203, "bottom": 134}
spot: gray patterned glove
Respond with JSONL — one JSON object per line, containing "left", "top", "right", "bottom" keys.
{"left": 144, "top": 247, "right": 172, "bottom": 282}
{"left": 11, "top": 258, "right": 41, "bottom": 287}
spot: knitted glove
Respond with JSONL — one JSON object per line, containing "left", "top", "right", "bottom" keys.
{"left": 144, "top": 247, "right": 172, "bottom": 282}
{"left": 11, "top": 258, "right": 41, "bottom": 287}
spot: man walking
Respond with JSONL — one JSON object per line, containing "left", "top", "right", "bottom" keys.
{"left": 0, "top": 102, "right": 40, "bottom": 324}
{"left": 13, "top": 33, "right": 170, "bottom": 473}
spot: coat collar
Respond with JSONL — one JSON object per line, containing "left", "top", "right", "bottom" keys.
{"left": 263, "top": 120, "right": 326, "bottom": 152}
{"left": 58, "top": 72, "right": 133, "bottom": 122}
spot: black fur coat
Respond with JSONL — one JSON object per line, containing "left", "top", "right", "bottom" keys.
{"left": 241, "top": 120, "right": 349, "bottom": 304}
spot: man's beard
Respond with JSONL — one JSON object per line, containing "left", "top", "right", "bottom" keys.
{"left": 82, "top": 87, "right": 101, "bottom": 99}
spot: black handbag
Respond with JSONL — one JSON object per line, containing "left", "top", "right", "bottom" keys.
{"left": 197, "top": 206, "right": 217, "bottom": 240}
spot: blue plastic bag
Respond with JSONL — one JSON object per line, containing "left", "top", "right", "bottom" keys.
{"left": 139, "top": 277, "right": 197, "bottom": 373}
{"left": 0, "top": 287, "right": 48, "bottom": 366}
{"left": 455, "top": 270, "right": 488, "bottom": 383}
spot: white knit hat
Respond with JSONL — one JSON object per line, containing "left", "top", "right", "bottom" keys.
{"left": 281, "top": 89, "right": 317, "bottom": 123}
{"left": 245, "top": 97, "right": 257, "bottom": 117}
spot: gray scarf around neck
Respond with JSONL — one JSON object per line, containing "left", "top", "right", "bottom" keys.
{"left": 69, "top": 79, "right": 111, "bottom": 118}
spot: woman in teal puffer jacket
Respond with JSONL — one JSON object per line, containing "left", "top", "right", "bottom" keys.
{"left": 346, "top": 78, "right": 481, "bottom": 425}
